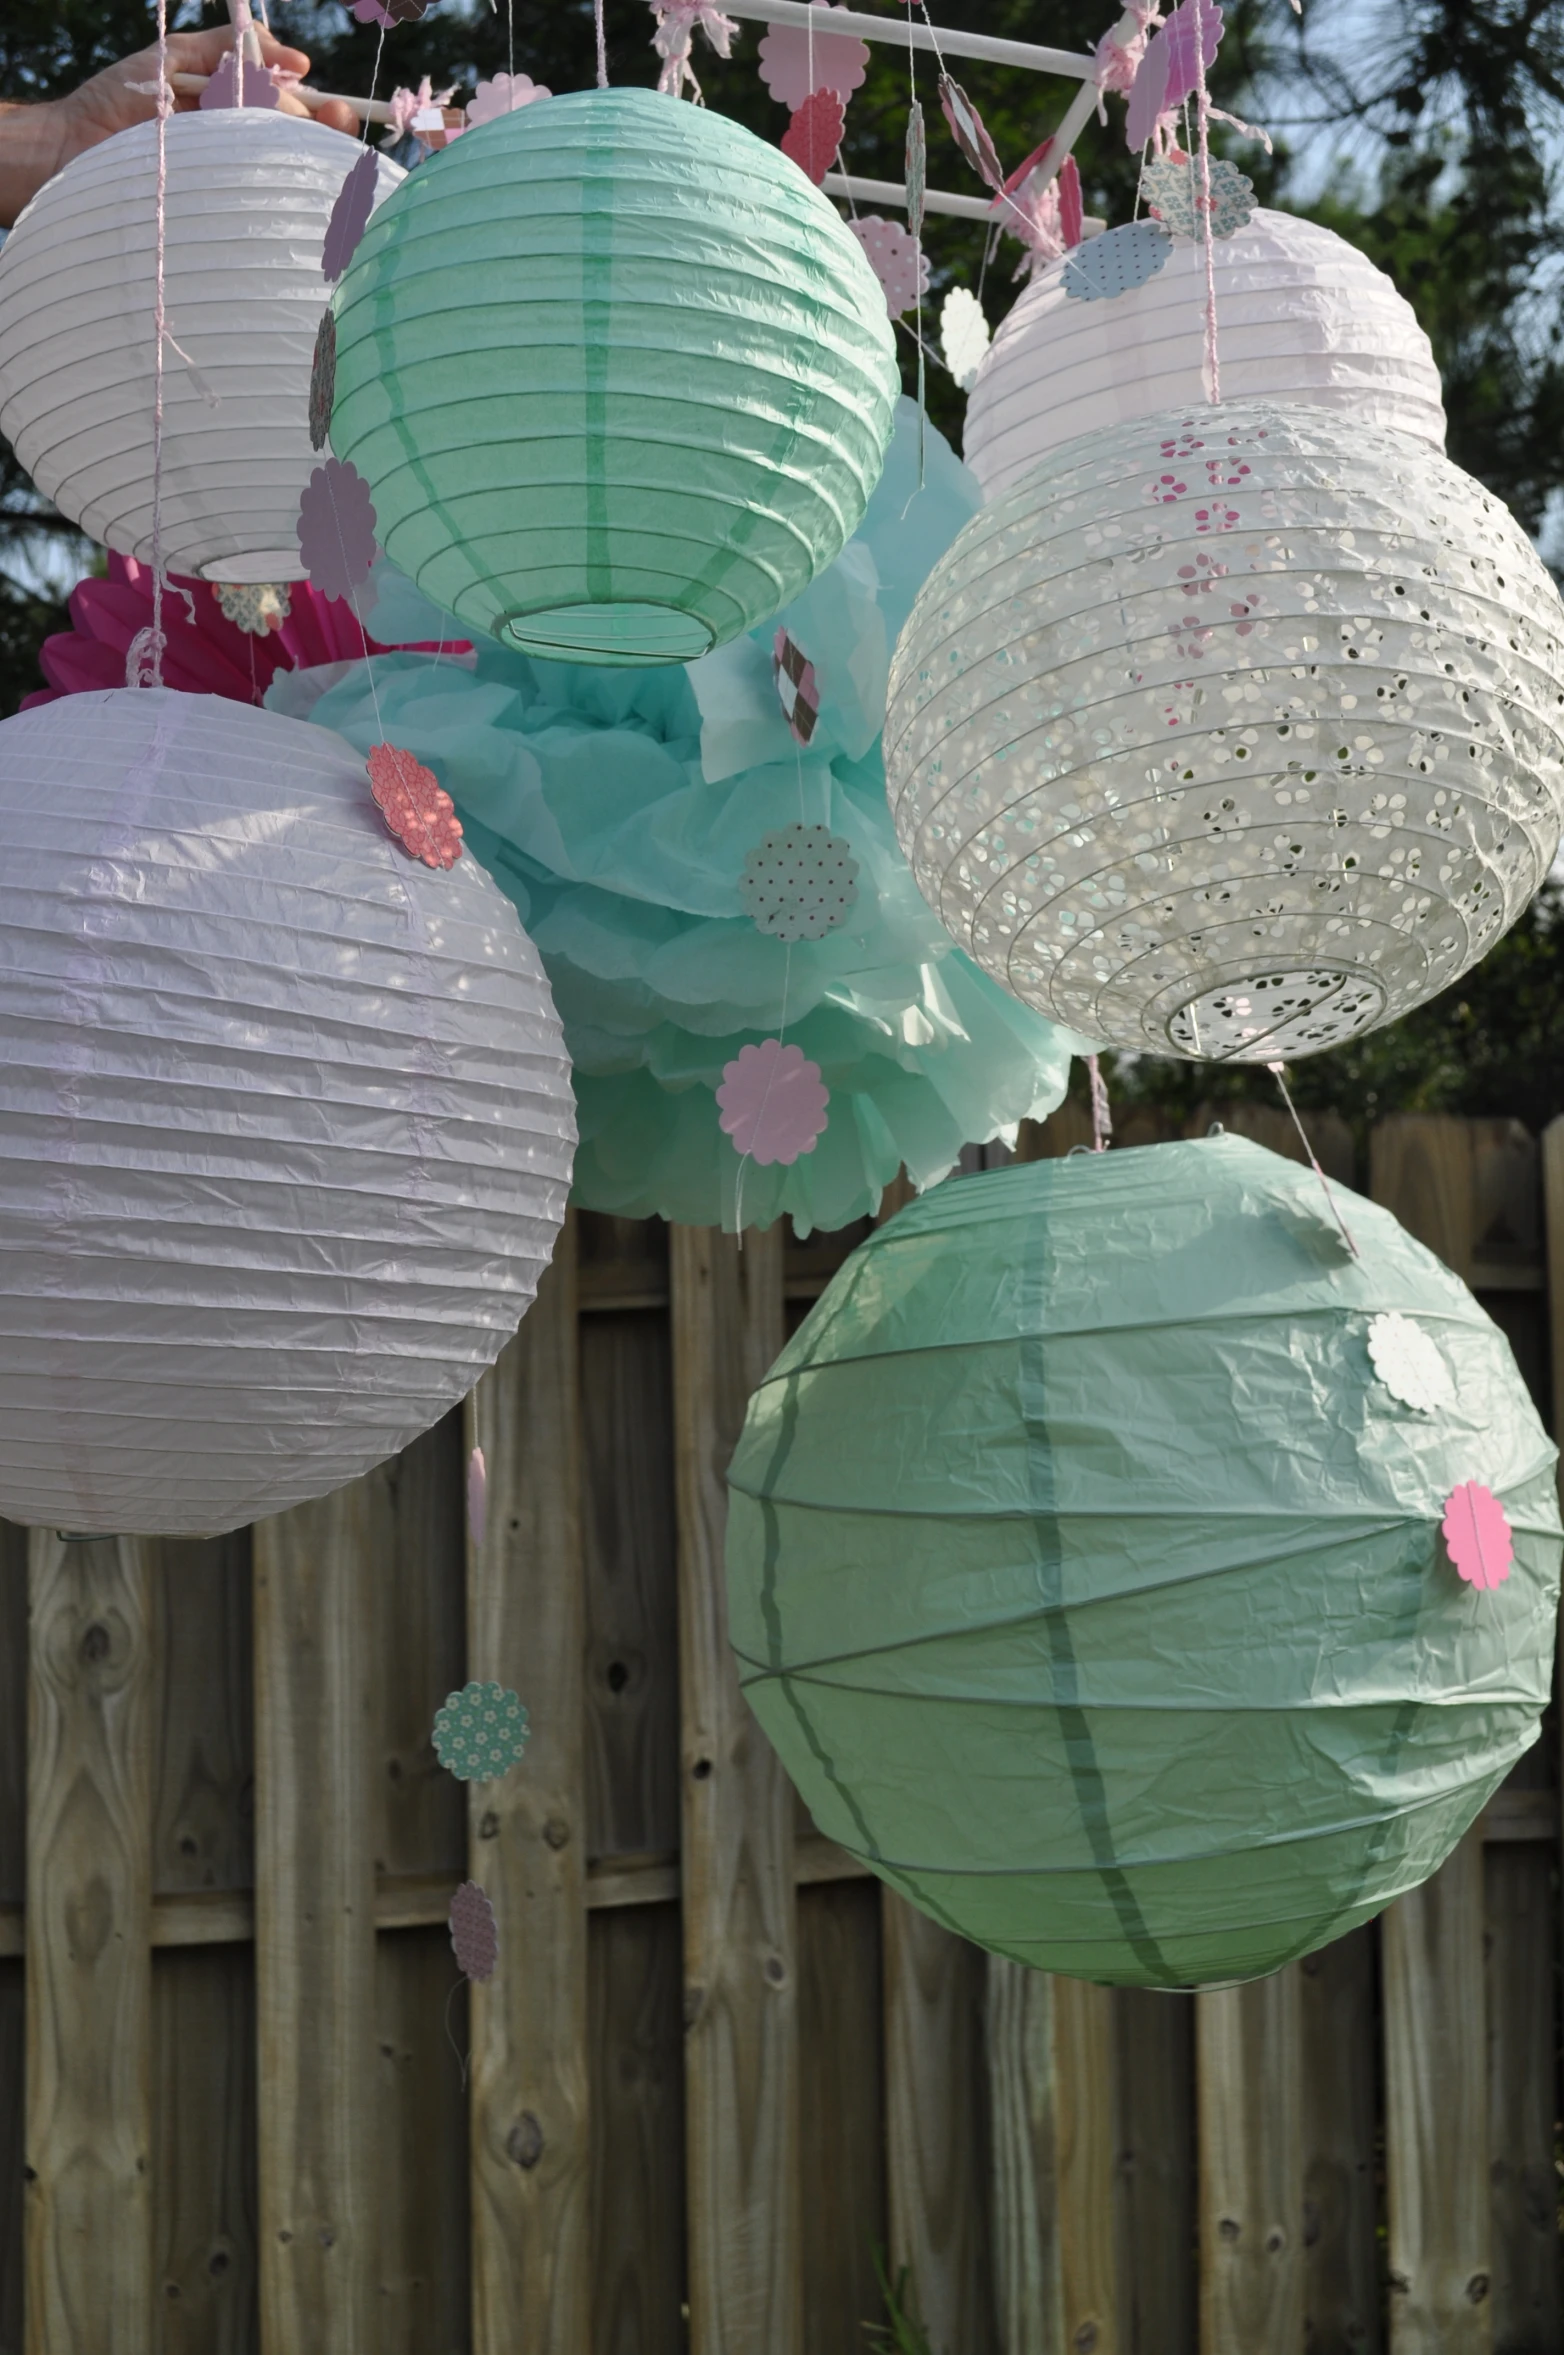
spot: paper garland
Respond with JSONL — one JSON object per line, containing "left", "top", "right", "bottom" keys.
{"left": 1442, "top": 1481, "right": 1514, "bottom": 1591}
{"left": 449, "top": 1881, "right": 499, "bottom": 1982}
{"left": 781, "top": 88, "right": 845, "bottom": 184}
{"left": 739, "top": 824, "right": 859, "bottom": 942}
{"left": 467, "top": 1445, "right": 488, "bottom": 1549}
{"left": 1063, "top": 221, "right": 1172, "bottom": 302}
{"left": 322, "top": 150, "right": 378, "bottom": 285}
{"left": 432, "top": 1681, "right": 530, "bottom": 1781}
{"left": 1143, "top": 154, "right": 1256, "bottom": 240}
{"left": 718, "top": 1041, "right": 830, "bottom": 1166}
{"left": 368, "top": 743, "right": 465, "bottom": 869}
{"left": 849, "top": 218, "right": 930, "bottom": 319}
{"left": 940, "top": 288, "right": 991, "bottom": 389}
{"left": 296, "top": 459, "right": 376, "bottom": 601}
{"left": 1368, "top": 1312, "right": 1456, "bottom": 1415}
{"left": 308, "top": 312, "right": 336, "bottom": 454}
{"left": 757, "top": 5, "right": 869, "bottom": 108}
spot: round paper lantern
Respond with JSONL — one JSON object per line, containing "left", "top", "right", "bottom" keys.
{"left": 886, "top": 401, "right": 1564, "bottom": 1061}
{"left": 727, "top": 1135, "right": 1562, "bottom": 1987}
{"left": 964, "top": 209, "right": 1446, "bottom": 501}
{"left": 0, "top": 113, "right": 402, "bottom": 583}
{"left": 327, "top": 88, "right": 899, "bottom": 666}
{"left": 0, "top": 688, "right": 574, "bottom": 1537}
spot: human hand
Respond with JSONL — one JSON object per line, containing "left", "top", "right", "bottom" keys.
{"left": 53, "top": 24, "right": 361, "bottom": 163}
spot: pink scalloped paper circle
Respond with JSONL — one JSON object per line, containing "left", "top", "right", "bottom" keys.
{"left": 449, "top": 1881, "right": 498, "bottom": 1982}
{"left": 368, "top": 742, "right": 464, "bottom": 869}
{"left": 758, "top": 6, "right": 869, "bottom": 109}
{"left": 296, "top": 458, "right": 377, "bottom": 602}
{"left": 781, "top": 88, "right": 845, "bottom": 185}
{"left": 849, "top": 216, "right": 930, "bottom": 318}
{"left": 199, "top": 51, "right": 281, "bottom": 109}
{"left": 1441, "top": 1480, "right": 1513, "bottom": 1591}
{"left": 717, "top": 1041, "right": 829, "bottom": 1167}
{"left": 323, "top": 149, "right": 378, "bottom": 285}
{"left": 467, "top": 71, "right": 551, "bottom": 124}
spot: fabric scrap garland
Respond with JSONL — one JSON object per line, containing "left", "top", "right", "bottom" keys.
{"left": 432, "top": 1682, "right": 530, "bottom": 1781}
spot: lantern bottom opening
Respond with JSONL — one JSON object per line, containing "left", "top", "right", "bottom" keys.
{"left": 201, "top": 550, "right": 309, "bottom": 585}
{"left": 499, "top": 599, "right": 715, "bottom": 667}
{"left": 1162, "top": 964, "right": 1387, "bottom": 1062}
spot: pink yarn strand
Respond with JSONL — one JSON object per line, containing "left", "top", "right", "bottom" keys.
{"left": 596, "top": 0, "right": 609, "bottom": 86}
{"left": 133, "top": 0, "right": 172, "bottom": 689}
{"left": 1190, "top": 0, "right": 1221, "bottom": 402}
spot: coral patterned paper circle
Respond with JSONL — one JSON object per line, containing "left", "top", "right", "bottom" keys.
{"left": 368, "top": 742, "right": 464, "bottom": 868}
{"left": 718, "top": 1042, "right": 830, "bottom": 1166}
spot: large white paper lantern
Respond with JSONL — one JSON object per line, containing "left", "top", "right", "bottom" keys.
{"left": 964, "top": 210, "right": 1446, "bottom": 502}
{"left": 0, "top": 688, "right": 575, "bottom": 1536}
{"left": 0, "top": 112, "right": 401, "bottom": 583}
{"left": 886, "top": 401, "right": 1564, "bottom": 1061}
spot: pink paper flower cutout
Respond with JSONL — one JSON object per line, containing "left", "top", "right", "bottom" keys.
{"left": 1441, "top": 1481, "right": 1514, "bottom": 1591}
{"left": 322, "top": 149, "right": 378, "bottom": 285}
{"left": 781, "top": 88, "right": 845, "bottom": 185}
{"left": 466, "top": 72, "right": 551, "bottom": 125}
{"left": 757, "top": 4, "right": 869, "bottom": 109}
{"left": 849, "top": 216, "right": 929, "bottom": 318}
{"left": 199, "top": 51, "right": 282, "bottom": 109}
{"left": 1128, "top": 0, "right": 1222, "bottom": 147}
{"left": 467, "top": 1446, "right": 488, "bottom": 1549}
{"left": 368, "top": 742, "right": 465, "bottom": 869}
{"left": 718, "top": 1041, "right": 830, "bottom": 1167}
{"left": 296, "top": 458, "right": 377, "bottom": 602}
{"left": 353, "top": 0, "right": 427, "bottom": 24}
{"left": 939, "top": 74, "right": 1004, "bottom": 194}
{"left": 449, "top": 1881, "right": 499, "bottom": 1983}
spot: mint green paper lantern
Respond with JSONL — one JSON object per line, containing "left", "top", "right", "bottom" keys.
{"left": 329, "top": 89, "right": 899, "bottom": 666}
{"left": 726, "top": 1136, "right": 1562, "bottom": 1987}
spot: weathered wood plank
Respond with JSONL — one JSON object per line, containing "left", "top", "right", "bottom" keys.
{"left": 590, "top": 1901, "right": 687, "bottom": 2355}
{"left": 0, "top": 1525, "right": 26, "bottom": 1908}
{"left": 799, "top": 1878, "right": 886, "bottom": 2355}
{"left": 883, "top": 1893, "right": 994, "bottom": 2355}
{"left": 1540, "top": 1115, "right": 1564, "bottom": 1429}
{"left": 375, "top": 1926, "right": 470, "bottom": 2355}
{"left": 0, "top": 1959, "right": 21, "bottom": 2355}
{"left": 25, "top": 1531, "right": 155, "bottom": 2355}
{"left": 987, "top": 1958, "right": 1062, "bottom": 2355}
{"left": 670, "top": 1222, "right": 800, "bottom": 2355}
{"left": 1383, "top": 1829, "right": 1490, "bottom": 2354}
{"left": 253, "top": 1489, "right": 377, "bottom": 2349}
{"left": 1189, "top": 1100, "right": 1356, "bottom": 1186}
{"left": 368, "top": 1414, "right": 467, "bottom": 1887}
{"left": 1197, "top": 1969, "right": 1304, "bottom": 2355}
{"left": 1299, "top": 1929, "right": 1380, "bottom": 2355}
{"left": 152, "top": 1533, "right": 253, "bottom": 1898}
{"left": 1117, "top": 1988, "right": 1196, "bottom": 2355}
{"left": 1484, "top": 1846, "right": 1558, "bottom": 2353}
{"left": 1370, "top": 1115, "right": 1475, "bottom": 1279}
{"left": 152, "top": 1944, "right": 257, "bottom": 2351}
{"left": 465, "top": 1224, "right": 591, "bottom": 2355}
{"left": 1054, "top": 1976, "right": 1122, "bottom": 2355}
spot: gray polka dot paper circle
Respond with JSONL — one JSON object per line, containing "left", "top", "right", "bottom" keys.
{"left": 432, "top": 1681, "right": 530, "bottom": 1781}
{"left": 739, "top": 824, "right": 860, "bottom": 942}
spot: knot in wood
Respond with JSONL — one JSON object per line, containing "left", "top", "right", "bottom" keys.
{"left": 764, "top": 1954, "right": 786, "bottom": 1987}
{"left": 79, "top": 1620, "right": 112, "bottom": 1665}
{"left": 1217, "top": 2216, "right": 1240, "bottom": 2242}
{"left": 507, "top": 2113, "right": 544, "bottom": 2170}
{"left": 1264, "top": 2228, "right": 1286, "bottom": 2255}
{"left": 543, "top": 1816, "right": 570, "bottom": 1850}
{"left": 479, "top": 1810, "right": 500, "bottom": 1840}
{"left": 1465, "top": 2274, "right": 1490, "bottom": 2305}
{"left": 1073, "top": 2324, "right": 1098, "bottom": 2354}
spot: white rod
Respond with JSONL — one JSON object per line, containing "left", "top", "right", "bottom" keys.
{"left": 720, "top": 1, "right": 1096, "bottom": 79}
{"left": 1011, "top": 74, "right": 1103, "bottom": 203}
{"left": 824, "top": 171, "right": 997, "bottom": 223}
{"left": 169, "top": 70, "right": 395, "bottom": 120}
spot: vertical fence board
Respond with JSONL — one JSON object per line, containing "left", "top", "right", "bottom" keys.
{"left": 1198, "top": 1970, "right": 1304, "bottom": 2355}
{"left": 369, "top": 1415, "right": 467, "bottom": 1888}
{"left": 1053, "top": 1977, "right": 1122, "bottom": 2355}
{"left": 1370, "top": 1117, "right": 1475, "bottom": 1279}
{"left": 253, "top": 1491, "right": 376, "bottom": 2351}
{"left": 799, "top": 1878, "right": 886, "bottom": 2355}
{"left": 25, "top": 1532, "right": 154, "bottom": 2355}
{"left": 0, "top": 1961, "right": 21, "bottom": 2355}
{"left": 152, "top": 1944, "right": 257, "bottom": 2352}
{"left": 152, "top": 1534, "right": 252, "bottom": 1899}
{"left": 1484, "top": 1846, "right": 1558, "bottom": 2354}
{"left": 589, "top": 1903, "right": 687, "bottom": 2355}
{"left": 987, "top": 1959, "right": 1062, "bottom": 2355}
{"left": 671, "top": 1222, "right": 800, "bottom": 2355}
{"left": 1117, "top": 1991, "right": 1196, "bottom": 2355}
{"left": 1383, "top": 1829, "right": 1490, "bottom": 2354}
{"left": 884, "top": 1893, "right": 994, "bottom": 2355}
{"left": 1299, "top": 1928, "right": 1380, "bottom": 2355}
{"left": 374, "top": 1928, "right": 470, "bottom": 2355}
{"left": 0, "top": 1526, "right": 28, "bottom": 1904}
{"left": 465, "top": 1226, "right": 591, "bottom": 2355}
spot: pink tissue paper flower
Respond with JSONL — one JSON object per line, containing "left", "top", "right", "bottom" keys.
{"left": 296, "top": 458, "right": 378, "bottom": 602}
{"left": 449, "top": 1881, "right": 499, "bottom": 1983}
{"left": 781, "top": 87, "right": 845, "bottom": 185}
{"left": 368, "top": 742, "right": 465, "bottom": 869}
{"left": 757, "top": 4, "right": 869, "bottom": 109}
{"left": 466, "top": 72, "right": 551, "bottom": 126}
{"left": 1441, "top": 1481, "right": 1514, "bottom": 1591}
{"left": 718, "top": 1040, "right": 830, "bottom": 1167}
{"left": 322, "top": 149, "right": 378, "bottom": 284}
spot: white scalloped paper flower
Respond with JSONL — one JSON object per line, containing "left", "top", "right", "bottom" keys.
{"left": 941, "top": 287, "right": 991, "bottom": 391}
{"left": 1367, "top": 1312, "right": 1455, "bottom": 1414}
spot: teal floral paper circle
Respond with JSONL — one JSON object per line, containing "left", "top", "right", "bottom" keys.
{"left": 432, "top": 1681, "right": 530, "bottom": 1781}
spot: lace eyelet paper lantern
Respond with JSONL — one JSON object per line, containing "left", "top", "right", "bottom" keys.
{"left": 886, "top": 402, "right": 1564, "bottom": 1062}
{"left": 327, "top": 88, "right": 899, "bottom": 667}
{"left": 726, "top": 1135, "right": 1563, "bottom": 1988}
{"left": 963, "top": 210, "right": 1446, "bottom": 502}
{"left": 0, "top": 113, "right": 402, "bottom": 584}
{"left": 0, "top": 689, "right": 575, "bottom": 1537}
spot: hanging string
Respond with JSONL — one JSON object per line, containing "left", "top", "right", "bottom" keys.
{"left": 595, "top": 0, "right": 609, "bottom": 88}
{"left": 1267, "top": 1062, "right": 1360, "bottom": 1259}
{"left": 1086, "top": 1055, "right": 1113, "bottom": 1152}
{"left": 1189, "top": 0, "right": 1221, "bottom": 402}
{"left": 127, "top": 0, "right": 172, "bottom": 689}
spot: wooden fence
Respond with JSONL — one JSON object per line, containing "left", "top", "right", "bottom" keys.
{"left": 0, "top": 1107, "right": 1560, "bottom": 2355}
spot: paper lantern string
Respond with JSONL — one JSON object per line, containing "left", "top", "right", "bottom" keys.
{"left": 739, "top": 823, "right": 860, "bottom": 941}
{"left": 322, "top": 150, "right": 378, "bottom": 285}
{"left": 781, "top": 87, "right": 845, "bottom": 184}
{"left": 297, "top": 458, "right": 377, "bottom": 602}
{"left": 1144, "top": 153, "right": 1255, "bottom": 240}
{"left": 467, "top": 1445, "right": 488, "bottom": 1548}
{"left": 127, "top": 0, "right": 174, "bottom": 692}
{"left": 1441, "top": 1481, "right": 1513, "bottom": 1591}
{"left": 940, "top": 288, "right": 990, "bottom": 388}
{"left": 650, "top": 1, "right": 739, "bottom": 100}
{"left": 850, "top": 218, "right": 930, "bottom": 320}
{"left": 596, "top": 0, "right": 608, "bottom": 87}
{"left": 1266, "top": 1062, "right": 1360, "bottom": 1261}
{"left": 718, "top": 1039, "right": 830, "bottom": 1167}
{"left": 214, "top": 582, "right": 291, "bottom": 637}
{"left": 449, "top": 1881, "right": 499, "bottom": 1982}
{"left": 772, "top": 629, "right": 820, "bottom": 744}
{"left": 432, "top": 1681, "right": 530, "bottom": 1781}
{"left": 1367, "top": 1313, "right": 1456, "bottom": 1415}
{"left": 368, "top": 743, "right": 464, "bottom": 868}
{"left": 1064, "top": 220, "right": 1171, "bottom": 302}
{"left": 758, "top": 6, "right": 868, "bottom": 108}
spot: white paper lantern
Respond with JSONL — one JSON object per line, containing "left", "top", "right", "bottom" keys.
{"left": 885, "top": 401, "right": 1564, "bottom": 1061}
{"left": 0, "top": 689, "right": 575, "bottom": 1536}
{"left": 0, "top": 113, "right": 401, "bottom": 583}
{"left": 964, "top": 210, "right": 1446, "bottom": 502}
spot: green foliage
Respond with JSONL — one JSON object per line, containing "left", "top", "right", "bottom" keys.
{"left": 864, "top": 2253, "right": 940, "bottom": 2355}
